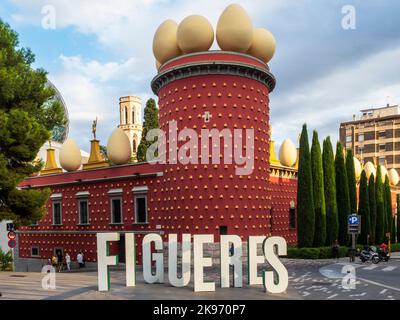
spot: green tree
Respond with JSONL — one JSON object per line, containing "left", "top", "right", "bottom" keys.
{"left": 311, "top": 131, "right": 326, "bottom": 247}
{"left": 323, "top": 137, "right": 338, "bottom": 246}
{"left": 296, "top": 124, "right": 315, "bottom": 247}
{"left": 0, "top": 248, "right": 13, "bottom": 271}
{"left": 397, "top": 194, "right": 400, "bottom": 243}
{"left": 335, "top": 142, "right": 350, "bottom": 245}
{"left": 392, "top": 216, "right": 396, "bottom": 243}
{"left": 137, "top": 98, "right": 159, "bottom": 162}
{"left": 384, "top": 176, "right": 392, "bottom": 237}
{"left": 0, "top": 21, "right": 65, "bottom": 226}
{"left": 375, "top": 166, "right": 385, "bottom": 244}
{"left": 368, "top": 174, "right": 377, "bottom": 244}
{"left": 346, "top": 149, "right": 357, "bottom": 214}
{"left": 358, "top": 170, "right": 370, "bottom": 245}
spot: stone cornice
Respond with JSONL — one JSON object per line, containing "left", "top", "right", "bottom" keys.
{"left": 151, "top": 60, "right": 276, "bottom": 95}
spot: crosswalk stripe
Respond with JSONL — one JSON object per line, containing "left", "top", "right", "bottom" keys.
{"left": 362, "top": 265, "right": 379, "bottom": 270}
{"left": 382, "top": 266, "right": 396, "bottom": 272}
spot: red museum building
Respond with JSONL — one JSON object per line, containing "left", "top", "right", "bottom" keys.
{"left": 16, "top": 52, "right": 298, "bottom": 269}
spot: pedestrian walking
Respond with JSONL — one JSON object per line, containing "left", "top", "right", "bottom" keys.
{"left": 77, "top": 251, "right": 84, "bottom": 269}
{"left": 57, "top": 251, "right": 63, "bottom": 272}
{"left": 332, "top": 239, "right": 340, "bottom": 262}
{"left": 65, "top": 252, "right": 71, "bottom": 271}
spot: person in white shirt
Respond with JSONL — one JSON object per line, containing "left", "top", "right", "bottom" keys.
{"left": 77, "top": 252, "right": 84, "bottom": 268}
{"left": 65, "top": 253, "right": 71, "bottom": 271}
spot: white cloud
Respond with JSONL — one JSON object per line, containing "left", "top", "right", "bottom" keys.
{"left": 48, "top": 54, "right": 148, "bottom": 150}
{"left": 270, "top": 46, "right": 400, "bottom": 146}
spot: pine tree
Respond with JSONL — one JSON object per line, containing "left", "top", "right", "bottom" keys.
{"left": 375, "top": 166, "right": 385, "bottom": 244}
{"left": 137, "top": 98, "right": 159, "bottom": 162}
{"left": 335, "top": 142, "right": 350, "bottom": 246}
{"left": 311, "top": 131, "right": 326, "bottom": 247}
{"left": 0, "top": 20, "right": 65, "bottom": 226}
{"left": 323, "top": 137, "right": 339, "bottom": 246}
{"left": 384, "top": 176, "right": 392, "bottom": 237}
{"left": 346, "top": 149, "right": 357, "bottom": 214}
{"left": 358, "top": 170, "right": 370, "bottom": 244}
{"left": 296, "top": 124, "right": 315, "bottom": 248}
{"left": 368, "top": 174, "right": 377, "bottom": 244}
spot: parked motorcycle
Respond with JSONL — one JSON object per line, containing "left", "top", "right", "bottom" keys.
{"left": 359, "top": 246, "right": 380, "bottom": 264}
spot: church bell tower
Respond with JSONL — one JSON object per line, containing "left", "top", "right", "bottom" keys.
{"left": 118, "top": 96, "right": 143, "bottom": 160}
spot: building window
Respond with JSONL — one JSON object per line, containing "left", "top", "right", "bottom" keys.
{"left": 31, "top": 246, "right": 39, "bottom": 257}
{"left": 379, "top": 144, "right": 386, "bottom": 151}
{"left": 111, "top": 198, "right": 122, "bottom": 224}
{"left": 379, "top": 156, "right": 386, "bottom": 165}
{"left": 125, "top": 107, "right": 129, "bottom": 124}
{"left": 132, "top": 111, "right": 135, "bottom": 124}
{"left": 358, "top": 134, "right": 364, "bottom": 142}
{"left": 289, "top": 200, "right": 296, "bottom": 229}
{"left": 133, "top": 186, "right": 148, "bottom": 224}
{"left": 289, "top": 208, "right": 296, "bottom": 229}
{"left": 379, "top": 131, "right": 386, "bottom": 138}
{"left": 79, "top": 200, "right": 89, "bottom": 225}
{"left": 135, "top": 195, "right": 147, "bottom": 223}
{"left": 53, "top": 202, "right": 62, "bottom": 226}
{"left": 219, "top": 226, "right": 228, "bottom": 235}
{"left": 346, "top": 135, "right": 352, "bottom": 143}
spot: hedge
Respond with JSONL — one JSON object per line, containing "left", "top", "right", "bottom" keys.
{"left": 287, "top": 243, "right": 400, "bottom": 259}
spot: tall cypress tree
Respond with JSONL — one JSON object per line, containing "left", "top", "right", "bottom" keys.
{"left": 323, "top": 137, "right": 339, "bottom": 246}
{"left": 358, "top": 170, "right": 370, "bottom": 244}
{"left": 346, "top": 149, "right": 357, "bottom": 214}
{"left": 384, "top": 176, "right": 392, "bottom": 237}
{"left": 368, "top": 174, "right": 377, "bottom": 244}
{"left": 375, "top": 166, "right": 385, "bottom": 244}
{"left": 397, "top": 194, "right": 400, "bottom": 243}
{"left": 335, "top": 142, "right": 350, "bottom": 245}
{"left": 296, "top": 124, "right": 315, "bottom": 248}
{"left": 137, "top": 98, "right": 159, "bottom": 162}
{"left": 311, "top": 131, "right": 326, "bottom": 247}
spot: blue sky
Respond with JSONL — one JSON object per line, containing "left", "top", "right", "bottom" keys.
{"left": 1, "top": 0, "right": 400, "bottom": 153}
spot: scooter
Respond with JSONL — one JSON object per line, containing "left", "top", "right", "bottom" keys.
{"left": 377, "top": 249, "right": 390, "bottom": 262}
{"left": 359, "top": 246, "right": 380, "bottom": 264}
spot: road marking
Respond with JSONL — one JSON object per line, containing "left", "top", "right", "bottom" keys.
{"left": 379, "top": 289, "right": 387, "bottom": 294}
{"left": 357, "top": 277, "right": 400, "bottom": 292}
{"left": 382, "top": 266, "right": 396, "bottom": 272}
{"left": 362, "top": 265, "right": 378, "bottom": 270}
{"left": 327, "top": 294, "right": 338, "bottom": 299}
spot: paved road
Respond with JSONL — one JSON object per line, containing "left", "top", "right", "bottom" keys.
{"left": 290, "top": 258, "right": 400, "bottom": 300}
{"left": 0, "top": 258, "right": 399, "bottom": 300}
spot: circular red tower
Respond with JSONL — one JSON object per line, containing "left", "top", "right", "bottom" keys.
{"left": 151, "top": 51, "right": 276, "bottom": 240}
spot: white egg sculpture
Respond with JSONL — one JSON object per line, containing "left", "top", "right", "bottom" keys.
{"left": 153, "top": 19, "right": 182, "bottom": 64}
{"left": 216, "top": 4, "right": 253, "bottom": 53}
{"left": 107, "top": 128, "right": 132, "bottom": 165}
{"left": 247, "top": 28, "right": 276, "bottom": 63}
{"left": 364, "top": 161, "right": 375, "bottom": 180}
{"left": 59, "top": 139, "right": 82, "bottom": 172}
{"left": 177, "top": 15, "right": 214, "bottom": 54}
{"left": 388, "top": 168, "right": 399, "bottom": 186}
{"left": 279, "top": 139, "right": 297, "bottom": 167}
{"left": 380, "top": 165, "right": 388, "bottom": 183}
{"left": 156, "top": 60, "right": 161, "bottom": 71}
{"left": 353, "top": 157, "right": 362, "bottom": 180}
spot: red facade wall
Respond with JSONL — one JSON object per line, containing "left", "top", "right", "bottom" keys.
{"left": 17, "top": 52, "right": 298, "bottom": 264}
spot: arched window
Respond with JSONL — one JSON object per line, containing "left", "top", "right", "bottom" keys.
{"left": 125, "top": 107, "right": 128, "bottom": 124}
{"left": 132, "top": 110, "right": 135, "bottom": 124}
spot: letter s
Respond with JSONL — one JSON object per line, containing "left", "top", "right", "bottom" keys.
{"left": 262, "top": 236, "right": 288, "bottom": 294}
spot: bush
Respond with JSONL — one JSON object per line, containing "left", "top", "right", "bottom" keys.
{"left": 287, "top": 246, "right": 356, "bottom": 259}
{"left": 0, "top": 248, "right": 13, "bottom": 271}
{"left": 391, "top": 243, "right": 400, "bottom": 252}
